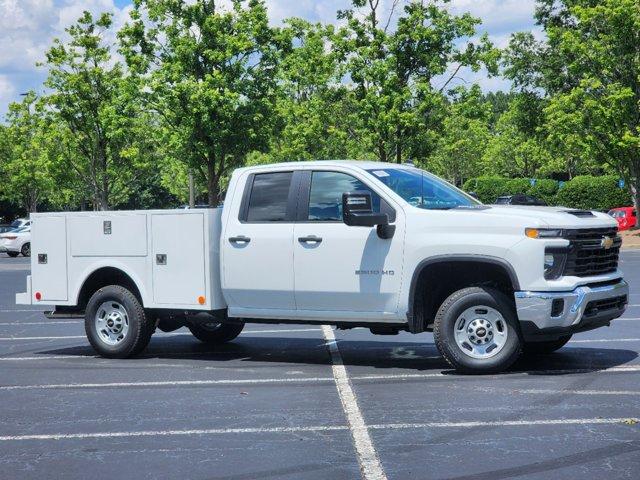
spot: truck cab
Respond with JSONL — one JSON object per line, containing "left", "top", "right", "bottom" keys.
{"left": 17, "top": 161, "right": 628, "bottom": 373}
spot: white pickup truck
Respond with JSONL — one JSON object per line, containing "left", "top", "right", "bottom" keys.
{"left": 17, "top": 161, "right": 628, "bottom": 373}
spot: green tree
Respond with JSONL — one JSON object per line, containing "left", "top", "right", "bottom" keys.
{"left": 265, "top": 19, "right": 359, "bottom": 162}
{"left": 44, "top": 11, "right": 145, "bottom": 210}
{"left": 506, "top": 0, "right": 640, "bottom": 222}
{"left": 0, "top": 93, "right": 54, "bottom": 213}
{"left": 120, "top": 0, "right": 281, "bottom": 206}
{"left": 429, "top": 86, "right": 491, "bottom": 185}
{"left": 482, "top": 93, "right": 551, "bottom": 178}
{"left": 335, "top": 0, "right": 499, "bottom": 164}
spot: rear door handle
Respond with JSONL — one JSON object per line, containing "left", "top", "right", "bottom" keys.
{"left": 298, "top": 235, "right": 322, "bottom": 244}
{"left": 229, "top": 235, "right": 251, "bottom": 244}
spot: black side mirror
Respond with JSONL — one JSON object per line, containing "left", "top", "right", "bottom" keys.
{"left": 342, "top": 191, "right": 395, "bottom": 239}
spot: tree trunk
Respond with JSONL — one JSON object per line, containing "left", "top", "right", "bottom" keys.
{"left": 631, "top": 181, "right": 640, "bottom": 228}
{"left": 378, "top": 140, "right": 387, "bottom": 162}
{"left": 395, "top": 125, "right": 402, "bottom": 164}
{"left": 207, "top": 156, "right": 218, "bottom": 207}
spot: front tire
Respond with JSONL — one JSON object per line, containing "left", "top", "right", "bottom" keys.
{"left": 21, "top": 243, "right": 30, "bottom": 257}
{"left": 434, "top": 287, "right": 522, "bottom": 374}
{"left": 188, "top": 321, "right": 244, "bottom": 344}
{"left": 85, "top": 285, "right": 154, "bottom": 358}
{"left": 523, "top": 335, "right": 571, "bottom": 355}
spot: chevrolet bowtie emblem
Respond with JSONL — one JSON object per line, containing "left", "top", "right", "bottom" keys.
{"left": 601, "top": 236, "right": 614, "bottom": 249}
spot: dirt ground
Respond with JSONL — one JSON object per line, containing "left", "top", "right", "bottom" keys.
{"left": 621, "top": 228, "right": 640, "bottom": 249}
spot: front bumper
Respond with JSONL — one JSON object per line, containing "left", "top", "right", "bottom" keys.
{"left": 514, "top": 279, "right": 628, "bottom": 341}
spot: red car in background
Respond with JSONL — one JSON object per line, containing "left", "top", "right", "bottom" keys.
{"left": 608, "top": 206, "right": 637, "bottom": 231}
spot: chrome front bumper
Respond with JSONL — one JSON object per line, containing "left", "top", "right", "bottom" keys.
{"left": 514, "top": 280, "right": 628, "bottom": 333}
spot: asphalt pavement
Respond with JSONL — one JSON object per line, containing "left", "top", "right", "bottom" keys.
{"left": 0, "top": 253, "right": 638, "bottom": 480}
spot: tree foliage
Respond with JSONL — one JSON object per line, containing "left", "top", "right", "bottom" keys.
{"left": 0, "top": 0, "right": 638, "bottom": 221}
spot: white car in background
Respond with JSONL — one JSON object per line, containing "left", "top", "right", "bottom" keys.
{"left": 0, "top": 226, "right": 31, "bottom": 257}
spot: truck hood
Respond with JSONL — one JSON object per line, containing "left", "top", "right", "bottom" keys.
{"left": 473, "top": 205, "right": 617, "bottom": 229}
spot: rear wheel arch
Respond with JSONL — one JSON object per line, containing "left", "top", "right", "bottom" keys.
{"left": 407, "top": 255, "right": 520, "bottom": 333}
{"left": 76, "top": 267, "right": 144, "bottom": 310}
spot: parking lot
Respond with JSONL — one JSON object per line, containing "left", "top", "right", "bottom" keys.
{"left": 0, "top": 253, "right": 638, "bottom": 480}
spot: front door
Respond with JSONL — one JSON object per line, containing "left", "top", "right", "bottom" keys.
{"left": 293, "top": 170, "right": 405, "bottom": 315}
{"left": 222, "top": 170, "right": 298, "bottom": 311}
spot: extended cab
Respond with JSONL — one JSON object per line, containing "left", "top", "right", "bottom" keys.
{"left": 17, "top": 161, "right": 629, "bottom": 373}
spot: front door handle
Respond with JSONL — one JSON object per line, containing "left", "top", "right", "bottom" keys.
{"left": 298, "top": 235, "right": 323, "bottom": 244}
{"left": 229, "top": 235, "right": 251, "bottom": 244}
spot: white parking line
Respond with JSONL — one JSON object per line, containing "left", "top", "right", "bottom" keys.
{"left": 2, "top": 366, "right": 640, "bottom": 390}
{"left": 0, "top": 328, "right": 321, "bottom": 341}
{"left": 503, "top": 388, "right": 640, "bottom": 396}
{"left": 0, "top": 417, "right": 637, "bottom": 442}
{"left": 0, "top": 321, "right": 82, "bottom": 325}
{"left": 322, "top": 325, "right": 386, "bottom": 480}
{"left": 0, "top": 310, "right": 47, "bottom": 313}
{"left": 570, "top": 338, "right": 640, "bottom": 343}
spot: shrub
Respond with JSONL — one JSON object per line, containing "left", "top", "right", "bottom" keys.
{"left": 528, "top": 179, "right": 559, "bottom": 205}
{"left": 462, "top": 176, "right": 511, "bottom": 203}
{"left": 555, "top": 175, "right": 630, "bottom": 210}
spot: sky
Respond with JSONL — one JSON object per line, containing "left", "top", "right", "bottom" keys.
{"left": 0, "top": 0, "right": 542, "bottom": 117}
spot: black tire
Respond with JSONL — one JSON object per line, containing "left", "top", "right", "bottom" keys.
{"left": 188, "top": 321, "right": 244, "bottom": 344}
{"left": 21, "top": 243, "right": 30, "bottom": 257}
{"left": 6, "top": 251, "right": 19, "bottom": 258}
{"left": 84, "top": 285, "right": 154, "bottom": 358}
{"left": 523, "top": 335, "right": 572, "bottom": 355}
{"left": 433, "top": 287, "right": 522, "bottom": 374}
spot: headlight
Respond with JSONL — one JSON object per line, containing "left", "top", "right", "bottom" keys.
{"left": 543, "top": 248, "right": 567, "bottom": 280}
{"left": 526, "top": 228, "right": 564, "bottom": 239}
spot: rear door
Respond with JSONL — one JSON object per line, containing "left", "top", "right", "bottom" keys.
{"left": 293, "top": 170, "right": 405, "bottom": 314}
{"left": 221, "top": 170, "right": 298, "bottom": 311}
{"left": 31, "top": 216, "right": 68, "bottom": 301}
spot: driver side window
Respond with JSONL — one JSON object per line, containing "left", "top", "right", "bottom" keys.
{"left": 307, "top": 171, "right": 380, "bottom": 221}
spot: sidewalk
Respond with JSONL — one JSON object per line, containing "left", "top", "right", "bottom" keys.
{"left": 620, "top": 229, "right": 640, "bottom": 249}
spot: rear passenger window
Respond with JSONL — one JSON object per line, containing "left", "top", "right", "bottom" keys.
{"left": 246, "top": 172, "right": 293, "bottom": 222}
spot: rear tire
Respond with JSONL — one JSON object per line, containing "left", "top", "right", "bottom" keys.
{"left": 523, "top": 335, "right": 571, "bottom": 355}
{"left": 21, "top": 243, "right": 30, "bottom": 257}
{"left": 188, "top": 321, "right": 244, "bottom": 344}
{"left": 85, "top": 285, "right": 153, "bottom": 358}
{"left": 6, "top": 252, "right": 19, "bottom": 258}
{"left": 434, "top": 287, "right": 522, "bottom": 374}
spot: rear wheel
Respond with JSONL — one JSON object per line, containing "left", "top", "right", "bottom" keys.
{"left": 434, "top": 287, "right": 522, "bottom": 374}
{"left": 523, "top": 335, "right": 572, "bottom": 355}
{"left": 85, "top": 285, "right": 154, "bottom": 358}
{"left": 188, "top": 321, "right": 244, "bottom": 344}
{"left": 6, "top": 251, "right": 19, "bottom": 258}
{"left": 21, "top": 243, "right": 30, "bottom": 257}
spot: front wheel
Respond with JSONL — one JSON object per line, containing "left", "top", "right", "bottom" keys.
{"left": 188, "top": 321, "right": 244, "bottom": 344}
{"left": 21, "top": 243, "right": 30, "bottom": 257}
{"left": 85, "top": 285, "right": 154, "bottom": 358}
{"left": 434, "top": 287, "right": 522, "bottom": 374}
{"left": 523, "top": 335, "right": 572, "bottom": 355}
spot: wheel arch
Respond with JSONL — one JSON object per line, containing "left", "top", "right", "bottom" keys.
{"left": 75, "top": 265, "right": 146, "bottom": 310}
{"left": 407, "top": 255, "right": 520, "bottom": 333}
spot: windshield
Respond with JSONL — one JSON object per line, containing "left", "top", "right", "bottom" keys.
{"left": 366, "top": 168, "right": 480, "bottom": 210}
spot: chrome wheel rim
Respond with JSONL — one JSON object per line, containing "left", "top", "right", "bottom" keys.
{"left": 454, "top": 305, "right": 508, "bottom": 359}
{"left": 95, "top": 301, "right": 130, "bottom": 346}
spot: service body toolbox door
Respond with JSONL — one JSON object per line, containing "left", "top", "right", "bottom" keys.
{"left": 31, "top": 215, "right": 68, "bottom": 302}
{"left": 151, "top": 213, "right": 207, "bottom": 305}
